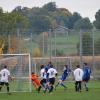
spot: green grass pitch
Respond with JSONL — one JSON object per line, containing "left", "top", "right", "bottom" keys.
{"left": 0, "top": 81, "right": 100, "bottom": 100}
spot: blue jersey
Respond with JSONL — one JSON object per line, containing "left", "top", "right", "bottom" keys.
{"left": 83, "top": 66, "right": 91, "bottom": 81}
{"left": 60, "top": 68, "right": 71, "bottom": 81}
{"left": 45, "top": 65, "right": 50, "bottom": 73}
{"left": 44, "top": 65, "right": 51, "bottom": 80}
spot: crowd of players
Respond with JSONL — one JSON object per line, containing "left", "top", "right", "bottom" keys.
{"left": 31, "top": 62, "right": 91, "bottom": 93}
{"left": 0, "top": 62, "right": 91, "bottom": 94}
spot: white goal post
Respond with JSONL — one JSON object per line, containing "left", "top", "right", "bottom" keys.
{"left": 0, "top": 53, "right": 32, "bottom": 93}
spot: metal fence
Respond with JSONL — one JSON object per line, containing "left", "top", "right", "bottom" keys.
{"left": 0, "top": 28, "right": 100, "bottom": 79}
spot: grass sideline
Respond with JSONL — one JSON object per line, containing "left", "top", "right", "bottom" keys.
{"left": 0, "top": 81, "right": 100, "bottom": 100}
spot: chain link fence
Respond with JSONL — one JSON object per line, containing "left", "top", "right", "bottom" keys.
{"left": 0, "top": 28, "right": 100, "bottom": 80}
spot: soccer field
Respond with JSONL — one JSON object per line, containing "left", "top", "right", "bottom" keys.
{"left": 0, "top": 81, "right": 100, "bottom": 100}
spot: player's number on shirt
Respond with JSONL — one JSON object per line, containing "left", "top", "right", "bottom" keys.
{"left": 51, "top": 71, "right": 54, "bottom": 75}
{"left": 3, "top": 72, "right": 5, "bottom": 77}
{"left": 79, "top": 71, "right": 80, "bottom": 76}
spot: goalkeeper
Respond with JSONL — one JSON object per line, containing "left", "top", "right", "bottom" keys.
{"left": 31, "top": 72, "right": 41, "bottom": 93}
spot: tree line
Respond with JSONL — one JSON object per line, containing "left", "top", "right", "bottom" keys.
{"left": 0, "top": 2, "right": 100, "bottom": 35}
{"left": 0, "top": 2, "right": 100, "bottom": 55}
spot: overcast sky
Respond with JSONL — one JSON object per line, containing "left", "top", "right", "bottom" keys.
{"left": 0, "top": 0, "right": 100, "bottom": 22}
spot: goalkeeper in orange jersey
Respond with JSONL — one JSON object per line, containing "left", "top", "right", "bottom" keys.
{"left": 31, "top": 72, "right": 41, "bottom": 93}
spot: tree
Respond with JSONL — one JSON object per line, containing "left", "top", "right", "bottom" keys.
{"left": 12, "top": 12, "right": 29, "bottom": 29}
{"left": 64, "top": 12, "right": 82, "bottom": 29}
{"left": 0, "top": 10, "right": 8, "bottom": 35}
{"left": 12, "top": 6, "right": 22, "bottom": 12}
{"left": 0, "top": 10, "right": 29, "bottom": 35}
{"left": 93, "top": 9, "right": 100, "bottom": 29}
{"left": 74, "top": 18, "right": 93, "bottom": 30}
{"left": 0, "top": 37, "right": 5, "bottom": 54}
{"left": 0, "top": 7, "right": 3, "bottom": 14}
{"left": 51, "top": 8, "right": 72, "bottom": 26}
{"left": 33, "top": 47, "right": 42, "bottom": 57}
{"left": 43, "top": 2, "right": 56, "bottom": 12}
{"left": 0, "top": 36, "right": 9, "bottom": 54}
{"left": 30, "top": 15, "right": 52, "bottom": 33}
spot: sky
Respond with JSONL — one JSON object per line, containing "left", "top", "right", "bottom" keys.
{"left": 0, "top": 0, "right": 100, "bottom": 22}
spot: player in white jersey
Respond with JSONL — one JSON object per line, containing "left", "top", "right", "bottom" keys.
{"left": 0, "top": 65, "right": 11, "bottom": 94}
{"left": 40, "top": 65, "right": 47, "bottom": 89}
{"left": 46, "top": 64, "right": 57, "bottom": 93}
{"left": 74, "top": 65, "right": 83, "bottom": 92}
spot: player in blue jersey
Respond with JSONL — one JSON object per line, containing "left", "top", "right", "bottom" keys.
{"left": 43, "top": 61, "right": 53, "bottom": 93}
{"left": 44, "top": 61, "right": 52, "bottom": 73}
{"left": 83, "top": 63, "right": 91, "bottom": 91}
{"left": 55, "top": 65, "right": 71, "bottom": 90}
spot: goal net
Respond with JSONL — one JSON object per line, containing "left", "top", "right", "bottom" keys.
{"left": 32, "top": 57, "right": 76, "bottom": 79}
{"left": 0, "top": 54, "right": 31, "bottom": 93}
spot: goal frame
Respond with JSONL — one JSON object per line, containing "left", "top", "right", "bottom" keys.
{"left": 0, "top": 53, "right": 32, "bottom": 93}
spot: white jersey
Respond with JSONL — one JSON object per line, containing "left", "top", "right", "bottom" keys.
{"left": 0, "top": 68, "right": 10, "bottom": 83}
{"left": 47, "top": 68, "right": 57, "bottom": 78}
{"left": 74, "top": 68, "right": 83, "bottom": 81}
{"left": 40, "top": 68, "right": 47, "bottom": 79}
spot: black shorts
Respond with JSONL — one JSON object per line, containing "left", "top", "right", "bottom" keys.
{"left": 49, "top": 78, "right": 55, "bottom": 85}
{"left": 0, "top": 82, "right": 9, "bottom": 86}
{"left": 83, "top": 76, "right": 90, "bottom": 82}
{"left": 40, "top": 79, "right": 47, "bottom": 84}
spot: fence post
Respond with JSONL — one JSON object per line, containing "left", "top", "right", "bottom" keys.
{"left": 79, "top": 29, "right": 83, "bottom": 67}
{"left": 17, "top": 28, "right": 20, "bottom": 53}
{"left": 42, "top": 32, "right": 44, "bottom": 57}
{"left": 8, "top": 34, "right": 11, "bottom": 53}
{"left": 49, "top": 29, "right": 52, "bottom": 61}
{"left": 92, "top": 29, "right": 95, "bottom": 79}
{"left": 54, "top": 30, "right": 57, "bottom": 68}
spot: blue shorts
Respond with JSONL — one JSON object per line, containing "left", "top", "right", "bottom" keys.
{"left": 60, "top": 76, "right": 67, "bottom": 81}
{"left": 83, "top": 77, "right": 90, "bottom": 82}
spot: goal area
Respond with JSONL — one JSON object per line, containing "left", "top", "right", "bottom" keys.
{"left": 32, "top": 57, "right": 75, "bottom": 76}
{"left": 0, "top": 54, "right": 31, "bottom": 93}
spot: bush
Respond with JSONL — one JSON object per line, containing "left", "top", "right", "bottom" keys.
{"left": 33, "top": 47, "right": 42, "bottom": 57}
{"left": 52, "top": 49, "right": 65, "bottom": 56}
